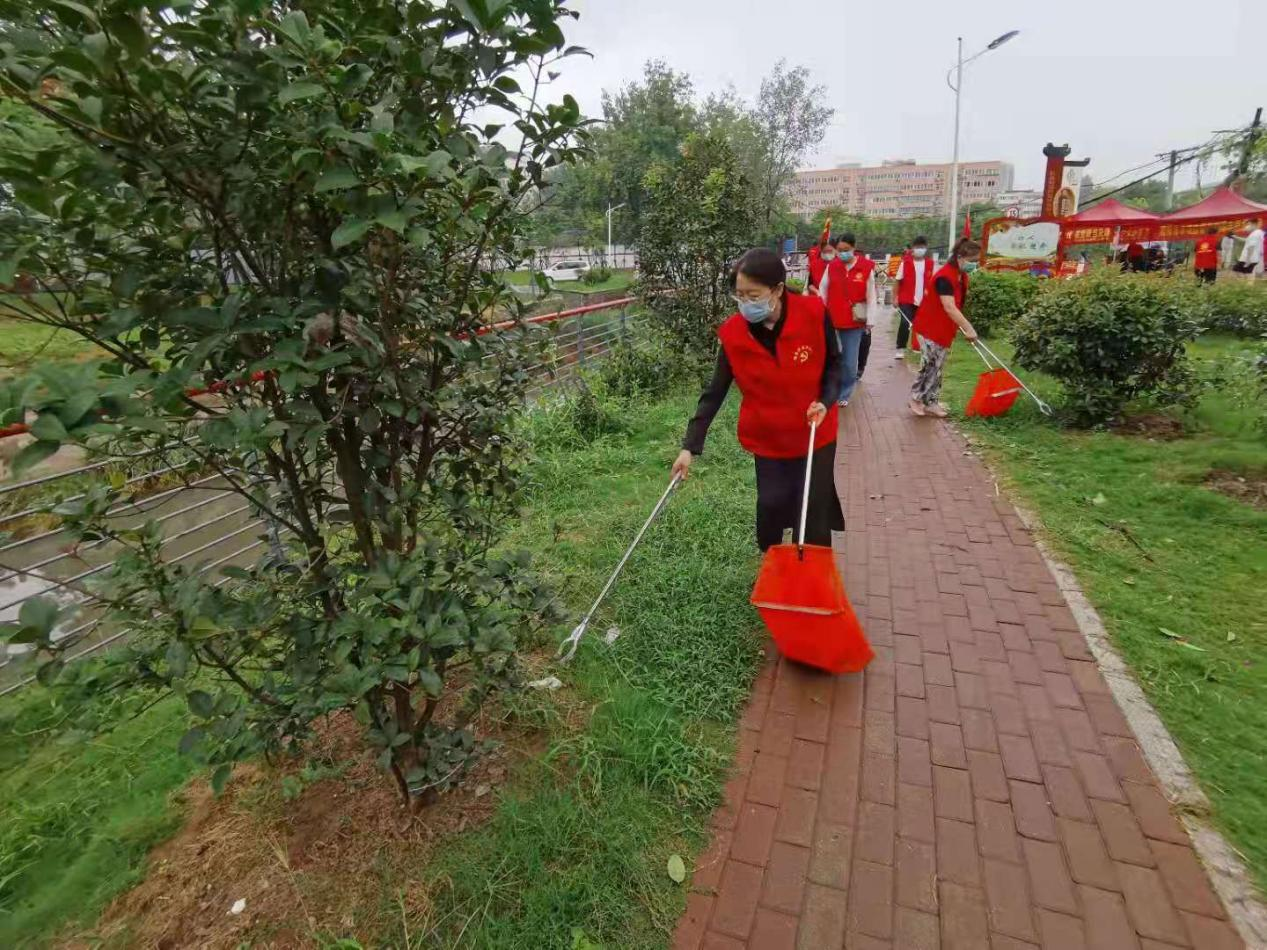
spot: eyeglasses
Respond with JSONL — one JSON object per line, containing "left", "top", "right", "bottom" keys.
{"left": 731, "top": 290, "right": 776, "bottom": 304}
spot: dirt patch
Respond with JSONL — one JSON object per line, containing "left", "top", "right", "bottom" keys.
{"left": 1110, "top": 412, "right": 1187, "bottom": 441}
{"left": 67, "top": 707, "right": 539, "bottom": 950}
{"left": 1204, "top": 469, "right": 1267, "bottom": 510}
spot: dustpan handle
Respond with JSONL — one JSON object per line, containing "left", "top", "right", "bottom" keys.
{"left": 972, "top": 339, "right": 1055, "bottom": 416}
{"left": 968, "top": 339, "right": 995, "bottom": 370}
{"left": 797, "top": 419, "right": 818, "bottom": 557}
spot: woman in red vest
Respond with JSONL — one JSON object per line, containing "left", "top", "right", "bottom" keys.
{"left": 1193, "top": 227, "right": 1220, "bottom": 284}
{"left": 673, "top": 248, "right": 845, "bottom": 550}
{"left": 909, "top": 237, "right": 981, "bottom": 418}
{"left": 893, "top": 236, "right": 934, "bottom": 356}
{"left": 819, "top": 232, "right": 877, "bottom": 407}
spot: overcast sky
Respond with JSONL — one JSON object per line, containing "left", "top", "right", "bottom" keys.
{"left": 546, "top": 0, "right": 1266, "bottom": 195}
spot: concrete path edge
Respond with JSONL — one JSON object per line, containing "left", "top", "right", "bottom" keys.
{"left": 1000, "top": 471, "right": 1267, "bottom": 948}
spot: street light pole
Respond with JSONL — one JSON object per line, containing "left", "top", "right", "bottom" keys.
{"left": 947, "top": 37, "right": 963, "bottom": 253}
{"left": 945, "top": 30, "right": 1019, "bottom": 253}
{"left": 606, "top": 202, "right": 626, "bottom": 266}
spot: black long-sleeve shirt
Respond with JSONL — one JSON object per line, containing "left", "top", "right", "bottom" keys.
{"left": 682, "top": 310, "right": 842, "bottom": 456}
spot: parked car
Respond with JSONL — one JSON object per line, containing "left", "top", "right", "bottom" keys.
{"left": 542, "top": 260, "right": 589, "bottom": 282}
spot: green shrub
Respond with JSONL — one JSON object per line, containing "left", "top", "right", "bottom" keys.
{"left": 597, "top": 332, "right": 704, "bottom": 399}
{"left": 580, "top": 265, "right": 614, "bottom": 286}
{"left": 1011, "top": 271, "right": 1202, "bottom": 425}
{"left": 966, "top": 270, "right": 1044, "bottom": 337}
{"left": 1201, "top": 280, "right": 1267, "bottom": 336}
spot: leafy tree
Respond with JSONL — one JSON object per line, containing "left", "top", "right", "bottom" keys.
{"left": 0, "top": 0, "right": 587, "bottom": 808}
{"left": 750, "top": 60, "right": 832, "bottom": 229}
{"left": 637, "top": 132, "right": 759, "bottom": 358}
{"left": 595, "top": 59, "right": 698, "bottom": 233}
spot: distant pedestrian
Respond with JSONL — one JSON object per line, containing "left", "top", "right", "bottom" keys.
{"left": 909, "top": 237, "right": 981, "bottom": 418}
{"left": 806, "top": 218, "right": 833, "bottom": 292}
{"left": 1193, "top": 227, "right": 1220, "bottom": 284}
{"left": 892, "top": 236, "right": 934, "bottom": 358}
{"left": 1234, "top": 217, "right": 1264, "bottom": 276}
{"left": 819, "top": 232, "right": 877, "bottom": 407}
{"left": 1220, "top": 231, "right": 1236, "bottom": 269}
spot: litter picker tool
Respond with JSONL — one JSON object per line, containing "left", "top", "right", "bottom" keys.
{"left": 967, "top": 340, "right": 1054, "bottom": 416}
{"left": 749, "top": 420, "right": 873, "bottom": 675}
{"left": 556, "top": 474, "right": 682, "bottom": 663}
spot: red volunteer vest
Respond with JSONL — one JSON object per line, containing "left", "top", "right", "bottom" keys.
{"left": 1194, "top": 236, "right": 1219, "bottom": 270}
{"left": 807, "top": 246, "right": 827, "bottom": 290}
{"left": 822, "top": 256, "right": 874, "bottom": 329}
{"left": 718, "top": 292, "right": 839, "bottom": 460}
{"left": 911, "top": 262, "right": 968, "bottom": 349}
{"left": 896, "top": 254, "right": 935, "bottom": 306}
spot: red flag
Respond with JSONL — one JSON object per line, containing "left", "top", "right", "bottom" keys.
{"left": 962, "top": 211, "right": 972, "bottom": 239}
{"left": 819, "top": 216, "right": 832, "bottom": 245}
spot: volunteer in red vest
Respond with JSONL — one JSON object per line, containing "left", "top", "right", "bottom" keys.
{"left": 673, "top": 248, "right": 844, "bottom": 551}
{"left": 819, "top": 232, "right": 876, "bottom": 407}
{"left": 893, "top": 236, "right": 934, "bottom": 357}
{"left": 1193, "top": 227, "right": 1221, "bottom": 284}
{"left": 909, "top": 237, "right": 981, "bottom": 418}
{"left": 806, "top": 217, "right": 833, "bottom": 292}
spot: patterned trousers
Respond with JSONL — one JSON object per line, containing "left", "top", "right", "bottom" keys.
{"left": 910, "top": 337, "right": 949, "bottom": 406}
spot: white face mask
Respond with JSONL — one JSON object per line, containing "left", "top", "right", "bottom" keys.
{"left": 912, "top": 247, "right": 927, "bottom": 259}
{"left": 821, "top": 250, "right": 837, "bottom": 262}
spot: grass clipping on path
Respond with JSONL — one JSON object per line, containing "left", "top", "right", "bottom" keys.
{"left": 1, "top": 392, "right": 763, "bottom": 948}
{"left": 933, "top": 331, "right": 1267, "bottom": 892}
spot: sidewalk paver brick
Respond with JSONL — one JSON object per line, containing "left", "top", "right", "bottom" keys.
{"left": 674, "top": 331, "right": 1241, "bottom": 948}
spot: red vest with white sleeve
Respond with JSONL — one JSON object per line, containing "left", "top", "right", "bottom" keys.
{"left": 718, "top": 292, "right": 839, "bottom": 459}
{"left": 896, "top": 253, "right": 935, "bottom": 306}
{"left": 911, "top": 262, "right": 968, "bottom": 348}
{"left": 821, "top": 256, "right": 874, "bottom": 329}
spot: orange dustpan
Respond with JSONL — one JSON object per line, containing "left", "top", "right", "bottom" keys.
{"left": 965, "top": 341, "right": 1053, "bottom": 417}
{"left": 750, "top": 421, "right": 873, "bottom": 674}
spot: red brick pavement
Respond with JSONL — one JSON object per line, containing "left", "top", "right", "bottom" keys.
{"left": 672, "top": 330, "right": 1243, "bottom": 950}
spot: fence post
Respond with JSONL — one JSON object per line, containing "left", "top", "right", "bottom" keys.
{"left": 620, "top": 305, "right": 627, "bottom": 342}
{"left": 576, "top": 310, "right": 585, "bottom": 368}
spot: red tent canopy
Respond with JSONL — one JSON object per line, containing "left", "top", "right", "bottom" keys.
{"left": 1066, "top": 198, "right": 1161, "bottom": 224}
{"left": 1162, "top": 186, "right": 1267, "bottom": 222}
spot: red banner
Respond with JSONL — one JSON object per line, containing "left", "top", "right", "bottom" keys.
{"left": 1060, "top": 216, "right": 1259, "bottom": 247}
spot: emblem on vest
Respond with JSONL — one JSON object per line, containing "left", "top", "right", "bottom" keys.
{"left": 792, "top": 344, "right": 812, "bottom": 364}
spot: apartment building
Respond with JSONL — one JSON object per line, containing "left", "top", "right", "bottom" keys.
{"left": 790, "top": 159, "right": 1015, "bottom": 219}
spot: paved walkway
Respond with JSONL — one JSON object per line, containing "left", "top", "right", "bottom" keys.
{"left": 672, "top": 327, "right": 1244, "bottom": 950}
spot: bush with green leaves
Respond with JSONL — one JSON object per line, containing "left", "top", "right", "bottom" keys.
{"left": 1195, "top": 279, "right": 1267, "bottom": 337}
{"left": 636, "top": 132, "right": 759, "bottom": 359}
{"left": 579, "top": 264, "right": 613, "bottom": 286}
{"left": 965, "top": 269, "right": 1045, "bottom": 338}
{"left": 0, "top": 0, "right": 588, "bottom": 808}
{"left": 1011, "top": 272, "right": 1202, "bottom": 426}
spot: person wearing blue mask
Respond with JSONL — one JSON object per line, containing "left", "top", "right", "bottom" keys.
{"left": 674, "top": 248, "right": 845, "bottom": 550}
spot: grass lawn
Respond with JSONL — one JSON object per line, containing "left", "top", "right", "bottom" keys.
{"left": 0, "top": 316, "right": 100, "bottom": 375}
{"left": 504, "top": 269, "right": 636, "bottom": 294}
{"left": 0, "top": 389, "right": 764, "bottom": 947}
{"left": 924, "top": 324, "right": 1267, "bottom": 889}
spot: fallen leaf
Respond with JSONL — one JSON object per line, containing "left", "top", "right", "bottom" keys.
{"left": 1158, "top": 627, "right": 1181, "bottom": 639}
{"left": 1122, "top": 577, "right": 1136, "bottom": 586}
{"left": 1227, "top": 632, "right": 1237, "bottom": 643}
{"left": 604, "top": 626, "right": 621, "bottom": 645}
{"left": 1177, "top": 641, "right": 1206, "bottom": 652}
{"left": 1091, "top": 493, "right": 1107, "bottom": 506}
{"left": 666, "top": 854, "right": 686, "bottom": 884}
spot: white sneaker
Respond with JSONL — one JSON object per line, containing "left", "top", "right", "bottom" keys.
{"left": 893, "top": 352, "right": 905, "bottom": 361}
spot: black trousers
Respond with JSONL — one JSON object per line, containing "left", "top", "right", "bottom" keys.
{"left": 896, "top": 303, "right": 917, "bottom": 350}
{"left": 754, "top": 440, "right": 845, "bottom": 551}
{"left": 1196, "top": 268, "right": 1216, "bottom": 285}
{"left": 858, "top": 328, "right": 872, "bottom": 376}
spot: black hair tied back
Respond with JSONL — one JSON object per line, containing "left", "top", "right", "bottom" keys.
{"left": 733, "top": 247, "right": 786, "bottom": 289}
